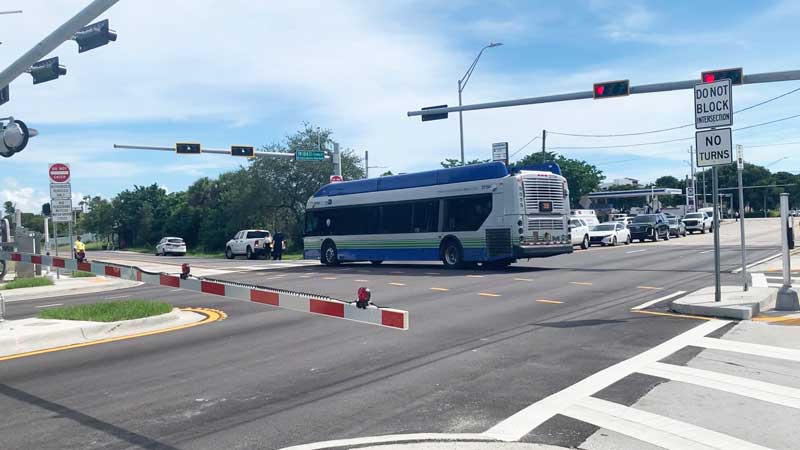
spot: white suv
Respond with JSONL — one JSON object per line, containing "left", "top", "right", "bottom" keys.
{"left": 569, "top": 218, "right": 590, "bottom": 249}
{"left": 225, "top": 230, "right": 272, "bottom": 259}
{"left": 682, "top": 212, "right": 711, "bottom": 234}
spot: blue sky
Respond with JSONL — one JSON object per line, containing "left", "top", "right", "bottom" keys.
{"left": 2, "top": 0, "right": 800, "bottom": 212}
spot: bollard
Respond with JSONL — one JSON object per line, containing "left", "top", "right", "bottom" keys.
{"left": 0, "top": 292, "right": 5, "bottom": 322}
{"left": 777, "top": 193, "right": 800, "bottom": 310}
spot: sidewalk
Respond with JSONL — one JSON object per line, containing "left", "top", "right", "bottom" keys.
{"left": 575, "top": 319, "right": 800, "bottom": 450}
{"left": 0, "top": 275, "right": 141, "bottom": 302}
{"left": 0, "top": 308, "right": 207, "bottom": 358}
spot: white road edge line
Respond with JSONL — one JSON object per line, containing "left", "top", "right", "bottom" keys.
{"left": 732, "top": 253, "right": 781, "bottom": 273}
{"left": 631, "top": 291, "right": 686, "bottom": 311}
{"left": 696, "top": 337, "right": 800, "bottom": 362}
{"left": 564, "top": 397, "right": 772, "bottom": 450}
{"left": 104, "top": 295, "right": 130, "bottom": 300}
{"left": 34, "top": 303, "right": 63, "bottom": 308}
{"left": 640, "top": 362, "right": 800, "bottom": 409}
{"left": 279, "top": 433, "right": 496, "bottom": 450}
{"left": 482, "top": 319, "right": 728, "bottom": 442}
{"left": 625, "top": 249, "right": 647, "bottom": 254}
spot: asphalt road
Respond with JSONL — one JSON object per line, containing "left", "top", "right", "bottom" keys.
{"left": 0, "top": 219, "right": 782, "bottom": 449}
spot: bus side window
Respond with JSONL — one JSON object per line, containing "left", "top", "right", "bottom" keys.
{"left": 412, "top": 201, "right": 438, "bottom": 233}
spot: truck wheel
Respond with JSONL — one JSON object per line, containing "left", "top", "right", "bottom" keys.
{"left": 440, "top": 239, "right": 464, "bottom": 269}
{"left": 321, "top": 241, "right": 339, "bottom": 266}
{"left": 581, "top": 235, "right": 589, "bottom": 250}
{"left": 246, "top": 246, "right": 254, "bottom": 260}
{"left": 225, "top": 247, "right": 234, "bottom": 259}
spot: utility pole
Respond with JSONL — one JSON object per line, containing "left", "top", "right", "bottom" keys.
{"left": 333, "top": 142, "right": 341, "bottom": 177}
{"left": 365, "top": 150, "right": 369, "bottom": 179}
{"left": 702, "top": 169, "right": 707, "bottom": 208}
{"left": 689, "top": 145, "right": 697, "bottom": 211}
{"left": 737, "top": 146, "right": 747, "bottom": 291}
{"left": 541, "top": 129, "right": 546, "bottom": 162}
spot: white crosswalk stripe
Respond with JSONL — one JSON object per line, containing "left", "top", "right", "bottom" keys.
{"left": 483, "top": 318, "right": 800, "bottom": 449}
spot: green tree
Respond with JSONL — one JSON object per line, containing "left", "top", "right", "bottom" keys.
{"left": 513, "top": 150, "right": 604, "bottom": 208}
{"left": 440, "top": 158, "right": 490, "bottom": 168}
{"left": 3, "top": 201, "right": 15, "bottom": 217}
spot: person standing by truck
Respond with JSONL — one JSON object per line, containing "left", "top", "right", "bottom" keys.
{"left": 272, "top": 232, "right": 285, "bottom": 260}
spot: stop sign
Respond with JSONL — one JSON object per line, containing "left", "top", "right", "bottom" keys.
{"left": 49, "top": 163, "right": 70, "bottom": 183}
{"left": 330, "top": 175, "right": 343, "bottom": 183}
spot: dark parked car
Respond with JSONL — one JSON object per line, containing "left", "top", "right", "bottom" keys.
{"left": 667, "top": 217, "right": 686, "bottom": 237}
{"left": 628, "top": 214, "right": 670, "bottom": 242}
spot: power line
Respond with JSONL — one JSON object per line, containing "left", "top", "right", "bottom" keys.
{"left": 549, "top": 111, "right": 800, "bottom": 150}
{"left": 509, "top": 135, "right": 539, "bottom": 159}
{"left": 548, "top": 85, "right": 800, "bottom": 138}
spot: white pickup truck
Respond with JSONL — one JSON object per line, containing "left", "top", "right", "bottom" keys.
{"left": 225, "top": 229, "right": 272, "bottom": 259}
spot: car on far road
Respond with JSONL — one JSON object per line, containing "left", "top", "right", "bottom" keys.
{"left": 682, "top": 212, "right": 711, "bottom": 234}
{"left": 667, "top": 217, "right": 686, "bottom": 238}
{"left": 225, "top": 229, "right": 272, "bottom": 259}
{"left": 569, "top": 218, "right": 591, "bottom": 249}
{"left": 628, "top": 214, "right": 670, "bottom": 242}
{"left": 609, "top": 213, "right": 633, "bottom": 225}
{"left": 155, "top": 237, "right": 187, "bottom": 256}
{"left": 588, "top": 222, "right": 631, "bottom": 247}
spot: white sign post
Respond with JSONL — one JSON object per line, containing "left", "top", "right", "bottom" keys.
{"left": 492, "top": 142, "right": 509, "bottom": 165}
{"left": 694, "top": 77, "right": 734, "bottom": 303}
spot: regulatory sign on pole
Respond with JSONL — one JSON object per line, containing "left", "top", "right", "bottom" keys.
{"left": 329, "top": 175, "right": 343, "bottom": 183}
{"left": 48, "top": 163, "right": 71, "bottom": 183}
{"left": 695, "top": 128, "right": 733, "bottom": 167}
{"left": 695, "top": 79, "right": 732, "bottom": 129}
{"left": 492, "top": 142, "right": 509, "bottom": 165}
{"left": 736, "top": 145, "right": 744, "bottom": 170}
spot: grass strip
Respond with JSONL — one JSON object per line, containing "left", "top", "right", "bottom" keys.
{"left": 38, "top": 300, "right": 172, "bottom": 322}
{"left": 1, "top": 277, "right": 54, "bottom": 290}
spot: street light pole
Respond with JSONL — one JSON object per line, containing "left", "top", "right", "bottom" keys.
{"left": 457, "top": 42, "right": 502, "bottom": 166}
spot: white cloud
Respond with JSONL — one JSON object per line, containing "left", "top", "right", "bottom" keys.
{"left": 0, "top": 177, "right": 49, "bottom": 214}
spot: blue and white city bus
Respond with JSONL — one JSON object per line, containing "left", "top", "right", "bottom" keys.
{"left": 303, "top": 162, "right": 572, "bottom": 268}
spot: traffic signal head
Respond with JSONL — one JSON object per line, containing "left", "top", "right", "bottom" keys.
{"left": 701, "top": 67, "right": 743, "bottom": 85}
{"left": 175, "top": 143, "right": 201, "bottom": 154}
{"left": 42, "top": 203, "right": 51, "bottom": 216}
{"left": 593, "top": 80, "right": 630, "bottom": 99}
{"left": 0, "top": 119, "right": 30, "bottom": 158}
{"left": 231, "top": 145, "right": 255, "bottom": 158}
{"left": 29, "top": 57, "right": 67, "bottom": 84}
{"left": 421, "top": 104, "right": 448, "bottom": 122}
{"left": 74, "top": 19, "right": 117, "bottom": 53}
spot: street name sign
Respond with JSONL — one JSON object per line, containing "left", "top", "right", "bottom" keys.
{"left": 492, "top": 142, "right": 508, "bottom": 165}
{"left": 295, "top": 150, "right": 325, "bottom": 161}
{"left": 695, "top": 128, "right": 733, "bottom": 167}
{"left": 695, "top": 79, "right": 732, "bottom": 129}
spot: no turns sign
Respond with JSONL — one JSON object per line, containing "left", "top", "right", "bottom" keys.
{"left": 695, "top": 128, "right": 733, "bottom": 167}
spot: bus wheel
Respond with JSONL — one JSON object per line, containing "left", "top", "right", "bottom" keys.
{"left": 441, "top": 239, "right": 464, "bottom": 269}
{"left": 370, "top": 260, "right": 383, "bottom": 265}
{"left": 321, "top": 241, "right": 339, "bottom": 266}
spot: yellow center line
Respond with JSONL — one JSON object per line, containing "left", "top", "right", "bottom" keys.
{"left": 430, "top": 287, "right": 449, "bottom": 291}
{"left": 0, "top": 307, "right": 225, "bottom": 362}
{"left": 637, "top": 286, "right": 663, "bottom": 290}
{"left": 466, "top": 275, "right": 484, "bottom": 278}
{"left": 570, "top": 281, "right": 593, "bottom": 286}
{"left": 389, "top": 282, "right": 406, "bottom": 286}
{"left": 479, "top": 292, "right": 501, "bottom": 297}
{"left": 514, "top": 278, "right": 534, "bottom": 282}
{"left": 536, "top": 299, "right": 563, "bottom": 304}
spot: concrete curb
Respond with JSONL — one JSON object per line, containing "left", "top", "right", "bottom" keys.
{"left": 2, "top": 276, "right": 141, "bottom": 302}
{"left": 670, "top": 285, "right": 776, "bottom": 320}
{"left": 0, "top": 308, "right": 201, "bottom": 357}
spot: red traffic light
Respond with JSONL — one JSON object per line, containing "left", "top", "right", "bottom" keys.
{"left": 592, "top": 80, "right": 630, "bottom": 99}
{"left": 356, "top": 287, "right": 371, "bottom": 309}
{"left": 701, "top": 68, "right": 743, "bottom": 85}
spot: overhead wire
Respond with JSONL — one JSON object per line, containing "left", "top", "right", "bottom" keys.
{"left": 546, "top": 84, "right": 800, "bottom": 138}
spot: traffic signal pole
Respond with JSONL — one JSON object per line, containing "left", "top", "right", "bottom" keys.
{"left": 112, "top": 144, "right": 329, "bottom": 159}
{"left": 408, "top": 69, "right": 800, "bottom": 117}
{"left": 0, "top": 0, "right": 119, "bottom": 91}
